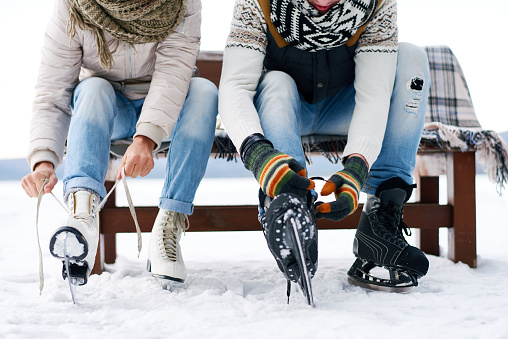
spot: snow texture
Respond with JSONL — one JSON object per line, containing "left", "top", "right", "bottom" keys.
{"left": 52, "top": 232, "right": 85, "bottom": 258}
{"left": 1, "top": 176, "right": 508, "bottom": 339}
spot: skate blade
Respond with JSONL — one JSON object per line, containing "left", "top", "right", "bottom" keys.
{"left": 287, "top": 211, "right": 315, "bottom": 307}
{"left": 347, "top": 276, "right": 414, "bottom": 293}
{"left": 147, "top": 260, "right": 185, "bottom": 290}
{"left": 63, "top": 233, "right": 78, "bottom": 304}
{"left": 155, "top": 279, "right": 174, "bottom": 291}
{"left": 153, "top": 276, "right": 187, "bottom": 292}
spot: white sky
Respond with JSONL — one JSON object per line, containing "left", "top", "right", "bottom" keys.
{"left": 0, "top": 0, "right": 506, "bottom": 160}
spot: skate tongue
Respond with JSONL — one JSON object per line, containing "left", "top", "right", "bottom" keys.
{"left": 74, "top": 191, "right": 92, "bottom": 215}
{"left": 379, "top": 188, "right": 406, "bottom": 207}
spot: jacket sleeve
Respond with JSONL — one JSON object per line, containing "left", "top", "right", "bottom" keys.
{"left": 342, "top": 0, "right": 398, "bottom": 167}
{"left": 28, "top": 0, "right": 82, "bottom": 170}
{"left": 134, "top": 0, "right": 201, "bottom": 149}
{"left": 218, "top": 0, "right": 268, "bottom": 150}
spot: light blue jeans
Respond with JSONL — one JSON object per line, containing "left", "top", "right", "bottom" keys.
{"left": 63, "top": 77, "right": 218, "bottom": 215}
{"left": 254, "top": 42, "right": 430, "bottom": 195}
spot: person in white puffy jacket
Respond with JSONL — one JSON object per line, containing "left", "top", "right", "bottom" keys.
{"left": 21, "top": 0, "right": 217, "bottom": 286}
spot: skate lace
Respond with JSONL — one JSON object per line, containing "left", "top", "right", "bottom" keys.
{"left": 376, "top": 202, "right": 411, "bottom": 247}
{"left": 35, "top": 167, "right": 141, "bottom": 295}
{"left": 72, "top": 214, "right": 97, "bottom": 232}
{"left": 159, "top": 211, "right": 189, "bottom": 261}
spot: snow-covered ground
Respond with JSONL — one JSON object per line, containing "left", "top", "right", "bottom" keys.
{"left": 1, "top": 175, "right": 507, "bottom": 339}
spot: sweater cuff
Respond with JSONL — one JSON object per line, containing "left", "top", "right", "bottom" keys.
{"left": 342, "top": 137, "right": 382, "bottom": 169}
{"left": 29, "top": 150, "right": 59, "bottom": 171}
{"left": 134, "top": 123, "right": 167, "bottom": 151}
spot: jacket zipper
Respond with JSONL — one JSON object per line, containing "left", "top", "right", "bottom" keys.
{"left": 127, "top": 44, "right": 133, "bottom": 79}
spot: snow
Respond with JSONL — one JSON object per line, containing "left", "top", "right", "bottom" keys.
{"left": 52, "top": 232, "right": 85, "bottom": 258}
{"left": 1, "top": 175, "right": 508, "bottom": 338}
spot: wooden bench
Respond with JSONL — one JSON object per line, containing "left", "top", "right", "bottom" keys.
{"left": 92, "top": 51, "right": 478, "bottom": 274}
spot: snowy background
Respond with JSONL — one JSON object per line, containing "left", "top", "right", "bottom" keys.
{"left": 1, "top": 0, "right": 508, "bottom": 159}
{"left": 2, "top": 0, "right": 508, "bottom": 338}
{"left": 1, "top": 174, "right": 508, "bottom": 338}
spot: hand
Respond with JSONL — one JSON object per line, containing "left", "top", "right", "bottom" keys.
{"left": 241, "top": 134, "right": 314, "bottom": 198}
{"left": 315, "top": 155, "right": 368, "bottom": 221}
{"left": 117, "top": 135, "right": 155, "bottom": 179}
{"left": 21, "top": 161, "right": 58, "bottom": 197}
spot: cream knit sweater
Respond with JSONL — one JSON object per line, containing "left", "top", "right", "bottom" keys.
{"left": 218, "top": 0, "right": 398, "bottom": 167}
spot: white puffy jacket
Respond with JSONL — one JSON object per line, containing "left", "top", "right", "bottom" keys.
{"left": 28, "top": 0, "right": 202, "bottom": 170}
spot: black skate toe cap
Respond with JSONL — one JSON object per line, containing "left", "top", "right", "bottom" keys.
{"left": 396, "top": 246, "right": 429, "bottom": 278}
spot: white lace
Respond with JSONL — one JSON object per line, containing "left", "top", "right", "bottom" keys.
{"left": 158, "top": 211, "right": 189, "bottom": 261}
{"left": 35, "top": 167, "right": 141, "bottom": 295}
{"left": 72, "top": 214, "right": 96, "bottom": 229}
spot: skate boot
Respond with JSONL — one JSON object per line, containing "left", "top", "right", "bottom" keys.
{"left": 147, "top": 209, "right": 189, "bottom": 283}
{"left": 49, "top": 190, "right": 100, "bottom": 287}
{"left": 347, "top": 177, "right": 429, "bottom": 293}
{"left": 260, "top": 191, "right": 318, "bottom": 306}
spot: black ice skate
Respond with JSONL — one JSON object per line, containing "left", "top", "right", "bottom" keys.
{"left": 348, "top": 178, "right": 429, "bottom": 293}
{"left": 260, "top": 192, "right": 318, "bottom": 306}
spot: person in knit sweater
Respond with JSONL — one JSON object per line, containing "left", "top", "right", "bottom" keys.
{"left": 219, "top": 0, "right": 431, "bottom": 292}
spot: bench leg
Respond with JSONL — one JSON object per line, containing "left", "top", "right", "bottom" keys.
{"left": 447, "top": 152, "right": 477, "bottom": 268}
{"left": 415, "top": 176, "right": 440, "bottom": 256}
{"left": 91, "top": 234, "right": 105, "bottom": 275}
{"left": 103, "top": 234, "right": 117, "bottom": 264}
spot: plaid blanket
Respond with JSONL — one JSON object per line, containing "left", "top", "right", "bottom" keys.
{"left": 213, "top": 45, "right": 508, "bottom": 190}
{"left": 423, "top": 46, "right": 480, "bottom": 128}
{"left": 418, "top": 46, "right": 508, "bottom": 190}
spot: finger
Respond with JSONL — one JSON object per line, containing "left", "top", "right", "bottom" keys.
{"left": 287, "top": 158, "right": 305, "bottom": 174}
{"left": 44, "top": 174, "right": 58, "bottom": 193}
{"left": 133, "top": 162, "right": 145, "bottom": 178}
{"left": 290, "top": 172, "right": 315, "bottom": 191}
{"left": 313, "top": 201, "right": 323, "bottom": 214}
{"left": 118, "top": 156, "right": 127, "bottom": 179}
{"left": 21, "top": 178, "right": 37, "bottom": 198}
{"left": 32, "top": 176, "right": 46, "bottom": 196}
{"left": 124, "top": 158, "right": 138, "bottom": 178}
{"left": 321, "top": 175, "right": 344, "bottom": 196}
{"left": 275, "top": 174, "right": 315, "bottom": 197}
{"left": 316, "top": 199, "right": 350, "bottom": 221}
{"left": 21, "top": 177, "right": 30, "bottom": 195}
{"left": 296, "top": 169, "right": 307, "bottom": 178}
{"left": 21, "top": 181, "right": 30, "bottom": 197}
{"left": 29, "top": 176, "right": 42, "bottom": 197}
{"left": 140, "top": 164, "right": 152, "bottom": 177}
{"left": 30, "top": 182, "right": 40, "bottom": 198}
{"left": 320, "top": 181, "right": 337, "bottom": 196}
{"left": 315, "top": 202, "right": 332, "bottom": 214}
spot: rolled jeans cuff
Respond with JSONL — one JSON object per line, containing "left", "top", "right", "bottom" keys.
{"left": 63, "top": 177, "right": 107, "bottom": 200}
{"left": 159, "top": 197, "right": 194, "bottom": 215}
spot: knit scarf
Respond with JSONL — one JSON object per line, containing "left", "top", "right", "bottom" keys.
{"left": 270, "top": 0, "right": 377, "bottom": 51}
{"left": 67, "top": 0, "right": 187, "bottom": 67}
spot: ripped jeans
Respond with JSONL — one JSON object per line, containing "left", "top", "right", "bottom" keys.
{"left": 254, "top": 42, "right": 430, "bottom": 195}
{"left": 63, "top": 77, "right": 218, "bottom": 215}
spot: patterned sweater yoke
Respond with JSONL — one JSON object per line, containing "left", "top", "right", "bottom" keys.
{"left": 225, "top": 0, "right": 397, "bottom": 55}
{"left": 265, "top": 0, "right": 380, "bottom": 51}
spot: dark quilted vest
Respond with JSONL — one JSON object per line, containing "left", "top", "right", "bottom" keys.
{"left": 263, "top": 29, "right": 358, "bottom": 104}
